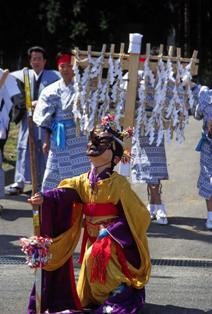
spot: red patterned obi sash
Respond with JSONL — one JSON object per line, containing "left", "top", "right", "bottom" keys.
{"left": 83, "top": 202, "right": 118, "bottom": 216}
{"left": 79, "top": 203, "right": 118, "bottom": 263}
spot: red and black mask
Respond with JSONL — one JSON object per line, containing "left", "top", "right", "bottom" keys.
{"left": 86, "top": 124, "right": 124, "bottom": 159}
{"left": 86, "top": 130, "right": 114, "bottom": 157}
{"left": 86, "top": 115, "right": 132, "bottom": 166}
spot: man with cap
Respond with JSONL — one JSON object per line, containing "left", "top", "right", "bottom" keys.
{"left": 32, "top": 52, "right": 90, "bottom": 191}
{"left": 7, "top": 46, "right": 60, "bottom": 195}
{"left": 27, "top": 114, "right": 151, "bottom": 314}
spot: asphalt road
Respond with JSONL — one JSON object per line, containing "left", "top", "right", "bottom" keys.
{"left": 0, "top": 118, "right": 212, "bottom": 314}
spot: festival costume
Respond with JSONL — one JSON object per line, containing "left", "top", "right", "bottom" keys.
{"left": 131, "top": 74, "right": 169, "bottom": 224}
{"left": 0, "top": 151, "right": 4, "bottom": 200}
{"left": 8, "top": 69, "right": 60, "bottom": 192}
{"left": 28, "top": 170, "right": 151, "bottom": 313}
{"left": 0, "top": 69, "right": 21, "bottom": 205}
{"left": 135, "top": 136, "right": 168, "bottom": 184}
{"left": 33, "top": 78, "right": 90, "bottom": 191}
{"left": 27, "top": 186, "right": 82, "bottom": 314}
{"left": 193, "top": 85, "right": 212, "bottom": 199}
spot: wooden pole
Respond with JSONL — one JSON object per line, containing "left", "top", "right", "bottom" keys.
{"left": 71, "top": 38, "right": 199, "bottom": 148}
{"left": 23, "top": 68, "right": 41, "bottom": 314}
{"left": 0, "top": 69, "right": 9, "bottom": 89}
{"left": 123, "top": 52, "right": 140, "bottom": 149}
{"left": 72, "top": 46, "right": 198, "bottom": 76}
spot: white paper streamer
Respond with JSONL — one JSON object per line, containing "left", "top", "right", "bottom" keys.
{"left": 128, "top": 33, "right": 143, "bottom": 54}
{"left": 72, "top": 43, "right": 194, "bottom": 146}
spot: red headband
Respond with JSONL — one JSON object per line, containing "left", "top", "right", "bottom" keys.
{"left": 139, "top": 57, "right": 146, "bottom": 63}
{"left": 57, "top": 54, "right": 72, "bottom": 66}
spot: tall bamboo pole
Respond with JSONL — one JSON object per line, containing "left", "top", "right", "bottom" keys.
{"left": 123, "top": 52, "right": 140, "bottom": 150}
{"left": 0, "top": 69, "right": 9, "bottom": 88}
{"left": 23, "top": 68, "right": 41, "bottom": 314}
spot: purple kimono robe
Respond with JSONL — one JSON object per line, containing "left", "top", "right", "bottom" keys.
{"left": 28, "top": 169, "right": 147, "bottom": 314}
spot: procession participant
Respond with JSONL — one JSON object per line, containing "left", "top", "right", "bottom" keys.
{"left": 33, "top": 52, "right": 90, "bottom": 191}
{"left": 27, "top": 115, "right": 151, "bottom": 314}
{"left": 0, "top": 95, "right": 5, "bottom": 213}
{"left": 0, "top": 68, "right": 21, "bottom": 210}
{"left": 7, "top": 46, "right": 60, "bottom": 195}
{"left": 0, "top": 150, "right": 4, "bottom": 212}
{"left": 192, "top": 84, "right": 212, "bottom": 229}
{"left": 136, "top": 75, "right": 169, "bottom": 226}
{"left": 123, "top": 70, "right": 169, "bottom": 225}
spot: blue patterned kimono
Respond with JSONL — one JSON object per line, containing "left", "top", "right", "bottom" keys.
{"left": 11, "top": 69, "right": 60, "bottom": 188}
{"left": 0, "top": 152, "right": 4, "bottom": 198}
{"left": 131, "top": 78, "right": 169, "bottom": 184}
{"left": 193, "top": 85, "right": 212, "bottom": 199}
{"left": 33, "top": 78, "right": 90, "bottom": 191}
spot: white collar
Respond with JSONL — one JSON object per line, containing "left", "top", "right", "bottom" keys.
{"left": 33, "top": 70, "right": 44, "bottom": 80}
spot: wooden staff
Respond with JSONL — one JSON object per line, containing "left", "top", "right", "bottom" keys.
{"left": 123, "top": 49, "right": 140, "bottom": 150}
{"left": 0, "top": 69, "right": 9, "bottom": 89}
{"left": 23, "top": 67, "right": 41, "bottom": 314}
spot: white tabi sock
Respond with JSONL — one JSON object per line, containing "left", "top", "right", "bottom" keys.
{"left": 207, "top": 211, "right": 212, "bottom": 221}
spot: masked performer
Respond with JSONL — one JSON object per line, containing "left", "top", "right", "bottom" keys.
{"left": 27, "top": 115, "right": 151, "bottom": 314}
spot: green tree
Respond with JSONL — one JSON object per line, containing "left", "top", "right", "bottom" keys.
{"left": 0, "top": 0, "right": 211, "bottom": 84}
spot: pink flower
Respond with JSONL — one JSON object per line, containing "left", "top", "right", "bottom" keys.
{"left": 121, "top": 127, "right": 134, "bottom": 138}
{"left": 101, "top": 114, "right": 115, "bottom": 125}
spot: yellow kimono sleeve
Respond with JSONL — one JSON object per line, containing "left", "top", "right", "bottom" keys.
{"left": 43, "top": 201, "right": 83, "bottom": 271}
{"left": 120, "top": 179, "right": 151, "bottom": 288}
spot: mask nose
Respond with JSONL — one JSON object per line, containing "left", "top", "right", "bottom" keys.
{"left": 91, "top": 136, "right": 100, "bottom": 146}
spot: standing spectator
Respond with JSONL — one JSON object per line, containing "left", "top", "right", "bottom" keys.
{"left": 33, "top": 53, "right": 90, "bottom": 191}
{"left": 0, "top": 68, "right": 21, "bottom": 156}
{"left": 7, "top": 46, "right": 60, "bottom": 195}
{"left": 0, "top": 150, "right": 4, "bottom": 213}
{"left": 193, "top": 85, "right": 212, "bottom": 229}
{"left": 0, "top": 68, "right": 21, "bottom": 210}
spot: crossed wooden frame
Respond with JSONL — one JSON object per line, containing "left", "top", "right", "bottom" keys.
{"left": 72, "top": 42, "right": 199, "bottom": 149}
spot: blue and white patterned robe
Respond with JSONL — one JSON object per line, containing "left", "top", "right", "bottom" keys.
{"left": 131, "top": 78, "right": 169, "bottom": 184}
{"left": 193, "top": 86, "right": 212, "bottom": 199}
{"left": 11, "top": 69, "right": 60, "bottom": 188}
{"left": 0, "top": 152, "right": 4, "bottom": 198}
{"left": 33, "top": 78, "right": 90, "bottom": 191}
{"left": 133, "top": 136, "right": 168, "bottom": 184}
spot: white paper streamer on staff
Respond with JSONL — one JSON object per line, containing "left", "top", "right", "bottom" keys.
{"left": 0, "top": 69, "right": 21, "bottom": 139}
{"left": 144, "top": 58, "right": 155, "bottom": 87}
{"left": 128, "top": 33, "right": 143, "bottom": 54}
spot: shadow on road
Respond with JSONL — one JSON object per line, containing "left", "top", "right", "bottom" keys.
{"left": 142, "top": 303, "right": 212, "bottom": 313}
{"left": 0, "top": 207, "right": 32, "bottom": 220}
{"left": 3, "top": 191, "right": 32, "bottom": 201}
{"left": 87, "top": 303, "right": 211, "bottom": 313}
{"left": 78, "top": 304, "right": 212, "bottom": 314}
{"left": 148, "top": 217, "right": 212, "bottom": 244}
{"left": 0, "top": 193, "right": 32, "bottom": 221}
{"left": 0, "top": 234, "right": 24, "bottom": 255}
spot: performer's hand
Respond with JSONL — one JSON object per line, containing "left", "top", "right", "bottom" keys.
{"left": 43, "top": 129, "right": 51, "bottom": 154}
{"left": 43, "top": 142, "right": 50, "bottom": 154}
{"left": 31, "top": 100, "right": 37, "bottom": 109}
{"left": 28, "top": 193, "right": 43, "bottom": 205}
{"left": 121, "top": 150, "right": 131, "bottom": 164}
{"left": 208, "top": 120, "right": 212, "bottom": 138}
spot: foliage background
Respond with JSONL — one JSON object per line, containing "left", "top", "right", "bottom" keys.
{"left": 0, "top": 0, "right": 211, "bottom": 85}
